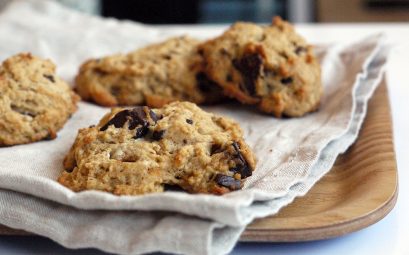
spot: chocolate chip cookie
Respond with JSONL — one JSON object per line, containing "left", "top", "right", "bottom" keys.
{"left": 75, "top": 36, "right": 223, "bottom": 107}
{"left": 0, "top": 53, "right": 79, "bottom": 146}
{"left": 58, "top": 102, "right": 256, "bottom": 195}
{"left": 199, "top": 17, "right": 322, "bottom": 117}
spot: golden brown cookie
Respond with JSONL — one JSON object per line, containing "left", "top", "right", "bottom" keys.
{"left": 58, "top": 102, "right": 256, "bottom": 195}
{"left": 75, "top": 36, "right": 224, "bottom": 108}
{"left": 199, "top": 17, "right": 322, "bottom": 117}
{"left": 0, "top": 53, "right": 79, "bottom": 146}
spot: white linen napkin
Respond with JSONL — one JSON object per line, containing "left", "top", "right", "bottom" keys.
{"left": 0, "top": 0, "right": 388, "bottom": 254}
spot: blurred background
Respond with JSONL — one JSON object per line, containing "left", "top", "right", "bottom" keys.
{"left": 1, "top": 0, "right": 409, "bottom": 23}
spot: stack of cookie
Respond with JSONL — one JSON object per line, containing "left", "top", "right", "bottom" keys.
{"left": 0, "top": 17, "right": 322, "bottom": 196}
{"left": 75, "top": 17, "right": 322, "bottom": 117}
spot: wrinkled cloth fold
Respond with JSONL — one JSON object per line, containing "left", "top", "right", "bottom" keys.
{"left": 0, "top": 0, "right": 388, "bottom": 254}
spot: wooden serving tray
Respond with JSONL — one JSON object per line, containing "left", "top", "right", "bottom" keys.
{"left": 241, "top": 81, "right": 398, "bottom": 242}
{"left": 0, "top": 82, "right": 398, "bottom": 243}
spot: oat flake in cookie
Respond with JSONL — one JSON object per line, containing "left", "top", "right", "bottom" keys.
{"left": 58, "top": 102, "right": 256, "bottom": 195}
{"left": 199, "top": 17, "right": 322, "bottom": 117}
{"left": 75, "top": 36, "right": 224, "bottom": 108}
{"left": 0, "top": 53, "right": 79, "bottom": 146}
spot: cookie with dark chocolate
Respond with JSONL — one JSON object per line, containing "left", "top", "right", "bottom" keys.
{"left": 199, "top": 17, "right": 322, "bottom": 117}
{"left": 75, "top": 36, "right": 224, "bottom": 108}
{"left": 0, "top": 53, "right": 79, "bottom": 146}
{"left": 58, "top": 101, "right": 256, "bottom": 195}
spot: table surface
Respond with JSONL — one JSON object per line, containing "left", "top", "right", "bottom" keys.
{"left": 0, "top": 23, "right": 408, "bottom": 255}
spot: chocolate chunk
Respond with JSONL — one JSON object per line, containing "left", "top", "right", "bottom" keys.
{"left": 196, "top": 72, "right": 220, "bottom": 93}
{"left": 210, "top": 143, "right": 222, "bottom": 155}
{"left": 64, "top": 168, "right": 74, "bottom": 173}
{"left": 295, "top": 46, "right": 307, "bottom": 55}
{"left": 230, "top": 141, "right": 252, "bottom": 178}
{"left": 215, "top": 174, "right": 242, "bottom": 190}
{"left": 149, "top": 110, "right": 159, "bottom": 123}
{"left": 226, "top": 74, "right": 233, "bottom": 82}
{"left": 100, "top": 110, "right": 129, "bottom": 131}
{"left": 152, "top": 130, "right": 165, "bottom": 141}
{"left": 164, "top": 184, "right": 185, "bottom": 192}
{"left": 280, "top": 77, "right": 293, "bottom": 85}
{"left": 232, "top": 53, "right": 263, "bottom": 96}
{"left": 128, "top": 107, "right": 147, "bottom": 129}
{"left": 11, "top": 105, "right": 36, "bottom": 117}
{"left": 230, "top": 164, "right": 252, "bottom": 178}
{"left": 232, "top": 142, "right": 247, "bottom": 167}
{"left": 100, "top": 107, "right": 151, "bottom": 136}
{"left": 186, "top": 119, "right": 193, "bottom": 125}
{"left": 95, "top": 69, "right": 108, "bottom": 76}
{"left": 43, "top": 74, "right": 55, "bottom": 83}
{"left": 134, "top": 126, "right": 149, "bottom": 139}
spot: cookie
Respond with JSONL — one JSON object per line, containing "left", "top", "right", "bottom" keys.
{"left": 0, "top": 53, "right": 79, "bottom": 146}
{"left": 199, "top": 17, "right": 322, "bottom": 117}
{"left": 58, "top": 101, "right": 256, "bottom": 195}
{"left": 75, "top": 36, "right": 223, "bottom": 108}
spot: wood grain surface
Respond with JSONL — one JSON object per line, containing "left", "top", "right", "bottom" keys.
{"left": 241, "top": 81, "right": 398, "bottom": 242}
{"left": 0, "top": 82, "right": 398, "bottom": 243}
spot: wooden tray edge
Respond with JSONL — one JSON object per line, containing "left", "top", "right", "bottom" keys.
{"left": 240, "top": 183, "right": 398, "bottom": 242}
{"left": 240, "top": 81, "right": 398, "bottom": 242}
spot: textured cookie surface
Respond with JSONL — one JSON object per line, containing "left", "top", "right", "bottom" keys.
{"left": 76, "top": 36, "right": 223, "bottom": 108}
{"left": 0, "top": 53, "right": 79, "bottom": 146}
{"left": 58, "top": 102, "right": 256, "bottom": 195}
{"left": 199, "top": 17, "right": 322, "bottom": 117}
